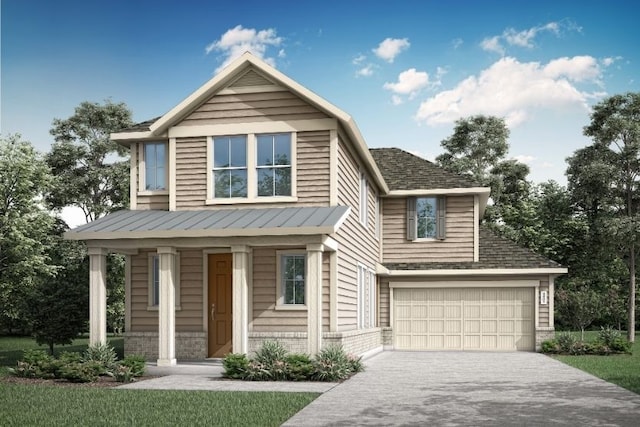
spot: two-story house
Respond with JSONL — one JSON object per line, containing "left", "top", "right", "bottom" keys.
{"left": 66, "top": 53, "right": 566, "bottom": 366}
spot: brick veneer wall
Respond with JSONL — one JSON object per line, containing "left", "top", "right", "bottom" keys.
{"left": 535, "top": 328, "right": 555, "bottom": 351}
{"left": 248, "top": 329, "right": 382, "bottom": 356}
{"left": 125, "top": 332, "right": 206, "bottom": 360}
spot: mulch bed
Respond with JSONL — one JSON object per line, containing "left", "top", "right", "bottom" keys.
{"left": 1, "top": 374, "right": 160, "bottom": 388}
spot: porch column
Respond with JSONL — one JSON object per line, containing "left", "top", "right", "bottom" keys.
{"left": 307, "top": 244, "right": 324, "bottom": 355}
{"left": 231, "top": 245, "right": 250, "bottom": 354}
{"left": 157, "top": 246, "right": 177, "bottom": 366}
{"left": 88, "top": 248, "right": 108, "bottom": 346}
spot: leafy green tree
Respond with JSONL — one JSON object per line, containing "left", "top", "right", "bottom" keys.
{"left": 47, "top": 100, "right": 133, "bottom": 222}
{"left": 436, "top": 115, "right": 510, "bottom": 185}
{"left": 568, "top": 92, "right": 640, "bottom": 341}
{"left": 29, "top": 219, "right": 88, "bottom": 354}
{"left": 0, "top": 134, "right": 56, "bottom": 333}
{"left": 555, "top": 284, "right": 603, "bottom": 340}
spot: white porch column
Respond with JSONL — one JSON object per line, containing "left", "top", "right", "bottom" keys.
{"left": 306, "top": 244, "right": 324, "bottom": 355}
{"left": 157, "top": 246, "right": 177, "bottom": 366}
{"left": 231, "top": 245, "right": 250, "bottom": 354}
{"left": 88, "top": 248, "right": 108, "bottom": 346}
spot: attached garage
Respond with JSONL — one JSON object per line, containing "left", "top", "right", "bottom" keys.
{"left": 393, "top": 286, "right": 535, "bottom": 351}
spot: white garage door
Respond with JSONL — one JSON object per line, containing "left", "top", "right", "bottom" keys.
{"left": 394, "top": 288, "right": 534, "bottom": 351}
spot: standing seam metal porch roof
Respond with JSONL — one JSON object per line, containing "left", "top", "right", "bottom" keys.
{"left": 65, "top": 206, "right": 350, "bottom": 240}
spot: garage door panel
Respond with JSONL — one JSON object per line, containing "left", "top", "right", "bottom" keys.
{"left": 394, "top": 287, "right": 534, "bottom": 351}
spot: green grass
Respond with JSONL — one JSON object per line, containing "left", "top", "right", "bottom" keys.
{"left": 554, "top": 332, "right": 640, "bottom": 394}
{"left": 0, "top": 383, "right": 318, "bottom": 426}
{"left": 0, "top": 335, "right": 124, "bottom": 372}
{"left": 0, "top": 335, "right": 318, "bottom": 425}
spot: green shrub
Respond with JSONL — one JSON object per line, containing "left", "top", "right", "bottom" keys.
{"left": 9, "top": 361, "right": 39, "bottom": 378}
{"left": 312, "top": 345, "right": 351, "bottom": 382}
{"left": 12, "top": 350, "right": 55, "bottom": 379}
{"left": 541, "top": 339, "right": 559, "bottom": 353}
{"left": 598, "top": 326, "right": 622, "bottom": 347}
{"left": 253, "top": 341, "right": 288, "bottom": 380}
{"left": 222, "top": 353, "right": 249, "bottom": 379}
{"left": 243, "top": 361, "right": 271, "bottom": 381}
{"left": 556, "top": 332, "right": 577, "bottom": 353}
{"left": 346, "top": 353, "right": 364, "bottom": 373}
{"left": 59, "top": 362, "right": 102, "bottom": 383}
{"left": 120, "top": 354, "right": 146, "bottom": 377}
{"left": 111, "top": 365, "right": 135, "bottom": 383}
{"left": 82, "top": 342, "right": 117, "bottom": 374}
{"left": 284, "top": 353, "right": 313, "bottom": 381}
{"left": 609, "top": 337, "right": 632, "bottom": 354}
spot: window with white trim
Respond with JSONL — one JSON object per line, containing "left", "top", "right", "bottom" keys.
{"left": 407, "top": 196, "right": 446, "bottom": 240}
{"left": 141, "top": 142, "right": 167, "bottom": 191}
{"left": 257, "top": 133, "right": 292, "bottom": 197}
{"left": 148, "top": 253, "right": 181, "bottom": 310}
{"left": 357, "top": 264, "right": 376, "bottom": 329}
{"left": 209, "top": 132, "right": 295, "bottom": 203}
{"left": 213, "top": 135, "right": 248, "bottom": 198}
{"left": 278, "top": 253, "right": 306, "bottom": 306}
{"left": 359, "top": 172, "right": 368, "bottom": 227}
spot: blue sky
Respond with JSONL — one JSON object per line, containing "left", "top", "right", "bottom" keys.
{"left": 3, "top": 0, "right": 639, "bottom": 189}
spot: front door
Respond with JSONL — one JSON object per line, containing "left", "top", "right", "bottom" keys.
{"left": 208, "top": 253, "right": 233, "bottom": 358}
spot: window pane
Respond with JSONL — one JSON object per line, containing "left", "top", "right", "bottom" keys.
{"left": 152, "top": 256, "right": 160, "bottom": 306}
{"left": 155, "top": 165, "right": 166, "bottom": 190}
{"left": 229, "top": 136, "right": 246, "bottom": 167}
{"left": 294, "top": 280, "right": 305, "bottom": 304}
{"left": 230, "top": 169, "right": 247, "bottom": 197}
{"left": 257, "top": 135, "right": 273, "bottom": 167}
{"left": 416, "top": 198, "right": 437, "bottom": 238}
{"left": 257, "top": 168, "right": 274, "bottom": 197}
{"left": 282, "top": 255, "right": 305, "bottom": 305}
{"left": 213, "top": 137, "right": 230, "bottom": 168}
{"left": 274, "top": 134, "right": 290, "bottom": 166}
{"left": 275, "top": 168, "right": 291, "bottom": 196}
{"left": 214, "top": 170, "right": 230, "bottom": 198}
{"left": 156, "top": 143, "right": 166, "bottom": 165}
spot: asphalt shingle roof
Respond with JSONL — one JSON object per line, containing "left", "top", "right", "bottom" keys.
{"left": 369, "top": 147, "right": 480, "bottom": 191}
{"left": 383, "top": 226, "right": 563, "bottom": 271}
{"left": 118, "top": 116, "right": 161, "bottom": 133}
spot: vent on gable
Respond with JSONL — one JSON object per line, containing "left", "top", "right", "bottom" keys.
{"left": 229, "top": 69, "right": 274, "bottom": 88}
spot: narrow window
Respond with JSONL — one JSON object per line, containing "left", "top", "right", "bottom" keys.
{"left": 368, "top": 269, "right": 376, "bottom": 328}
{"left": 144, "top": 142, "right": 166, "bottom": 190}
{"left": 359, "top": 173, "right": 368, "bottom": 227}
{"left": 281, "top": 254, "right": 306, "bottom": 305}
{"left": 257, "top": 133, "right": 291, "bottom": 197}
{"left": 213, "top": 135, "right": 247, "bottom": 198}
{"left": 408, "top": 196, "right": 447, "bottom": 240}
{"left": 357, "top": 264, "right": 367, "bottom": 328}
{"left": 151, "top": 255, "right": 160, "bottom": 306}
{"left": 148, "top": 253, "right": 181, "bottom": 309}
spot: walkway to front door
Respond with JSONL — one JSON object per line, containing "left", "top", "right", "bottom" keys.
{"left": 208, "top": 253, "right": 232, "bottom": 358}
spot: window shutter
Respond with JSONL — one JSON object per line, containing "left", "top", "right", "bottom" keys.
{"left": 407, "top": 197, "right": 417, "bottom": 241}
{"left": 436, "top": 196, "right": 447, "bottom": 240}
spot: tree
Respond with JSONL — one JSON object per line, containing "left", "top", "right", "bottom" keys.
{"left": 0, "top": 134, "right": 56, "bottom": 333}
{"left": 436, "top": 115, "right": 510, "bottom": 185}
{"left": 556, "top": 283, "right": 603, "bottom": 340}
{"left": 47, "top": 100, "right": 134, "bottom": 334}
{"left": 29, "top": 219, "right": 88, "bottom": 354}
{"left": 569, "top": 92, "right": 640, "bottom": 341}
{"left": 47, "top": 100, "right": 133, "bottom": 222}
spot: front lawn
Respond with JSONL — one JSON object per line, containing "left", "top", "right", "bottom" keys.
{"left": 554, "top": 332, "right": 639, "bottom": 394}
{"left": 0, "top": 383, "right": 318, "bottom": 426}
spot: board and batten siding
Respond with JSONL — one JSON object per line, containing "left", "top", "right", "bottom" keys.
{"left": 334, "top": 135, "right": 380, "bottom": 331}
{"left": 382, "top": 195, "right": 474, "bottom": 262}
{"left": 129, "top": 249, "right": 203, "bottom": 333}
{"left": 177, "top": 90, "right": 329, "bottom": 127}
{"left": 174, "top": 131, "right": 330, "bottom": 209}
{"left": 251, "top": 247, "right": 330, "bottom": 332}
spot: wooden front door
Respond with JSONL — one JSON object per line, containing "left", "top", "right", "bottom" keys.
{"left": 208, "top": 253, "right": 233, "bottom": 358}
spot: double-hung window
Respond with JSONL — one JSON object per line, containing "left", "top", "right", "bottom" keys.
{"left": 143, "top": 142, "right": 167, "bottom": 191}
{"left": 407, "top": 196, "right": 446, "bottom": 240}
{"left": 213, "top": 135, "right": 248, "bottom": 198}
{"left": 357, "top": 264, "right": 376, "bottom": 329}
{"left": 148, "top": 253, "right": 181, "bottom": 310}
{"left": 278, "top": 253, "right": 306, "bottom": 306}
{"left": 257, "top": 133, "right": 292, "bottom": 197}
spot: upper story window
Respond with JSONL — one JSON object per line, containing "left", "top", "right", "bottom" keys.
{"left": 407, "top": 196, "right": 446, "bottom": 240}
{"left": 207, "top": 132, "right": 296, "bottom": 204}
{"left": 359, "top": 172, "right": 368, "bottom": 227}
{"left": 143, "top": 142, "right": 167, "bottom": 191}
{"left": 213, "top": 135, "right": 247, "bottom": 198}
{"left": 257, "top": 134, "right": 291, "bottom": 197}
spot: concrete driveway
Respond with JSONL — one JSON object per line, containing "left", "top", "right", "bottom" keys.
{"left": 283, "top": 351, "right": 640, "bottom": 426}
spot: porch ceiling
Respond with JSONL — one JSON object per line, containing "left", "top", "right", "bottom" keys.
{"left": 65, "top": 206, "right": 350, "bottom": 241}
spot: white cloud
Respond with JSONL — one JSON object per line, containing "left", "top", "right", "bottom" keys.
{"left": 415, "top": 56, "right": 603, "bottom": 127}
{"left": 205, "top": 25, "right": 283, "bottom": 72}
{"left": 384, "top": 68, "right": 430, "bottom": 101}
{"left": 540, "top": 161, "right": 555, "bottom": 169}
{"left": 373, "top": 38, "right": 410, "bottom": 63}
{"left": 391, "top": 95, "right": 403, "bottom": 106}
{"left": 451, "top": 38, "right": 463, "bottom": 49}
{"left": 480, "top": 36, "right": 504, "bottom": 55}
{"left": 352, "top": 54, "right": 366, "bottom": 65}
{"left": 481, "top": 21, "right": 570, "bottom": 54}
{"left": 602, "top": 56, "right": 623, "bottom": 67}
{"left": 512, "top": 155, "right": 536, "bottom": 164}
{"left": 356, "top": 65, "right": 374, "bottom": 77}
